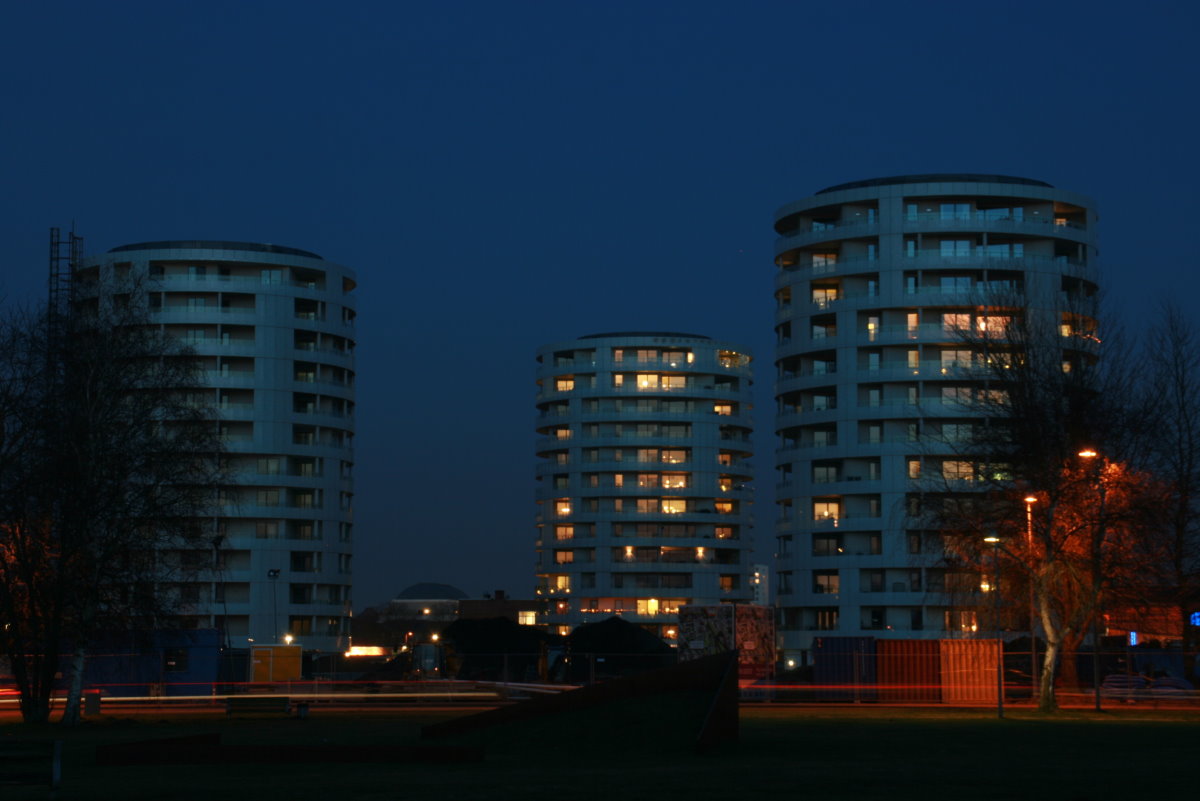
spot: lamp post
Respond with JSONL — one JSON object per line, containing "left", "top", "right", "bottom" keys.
{"left": 267, "top": 568, "right": 281, "bottom": 643}
{"left": 1078, "top": 449, "right": 1105, "bottom": 712}
{"left": 984, "top": 534, "right": 1004, "bottom": 719}
{"left": 1024, "top": 495, "right": 1039, "bottom": 699}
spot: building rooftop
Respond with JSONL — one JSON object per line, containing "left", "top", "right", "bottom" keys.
{"left": 580, "top": 331, "right": 711, "bottom": 340}
{"left": 816, "top": 173, "right": 1053, "bottom": 195}
{"left": 108, "top": 240, "right": 323, "bottom": 260}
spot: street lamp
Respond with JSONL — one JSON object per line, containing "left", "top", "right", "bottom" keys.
{"left": 1024, "top": 495, "right": 1039, "bottom": 697}
{"left": 267, "top": 568, "right": 281, "bottom": 643}
{"left": 1078, "top": 449, "right": 1105, "bottom": 712}
{"left": 983, "top": 534, "right": 1004, "bottom": 719}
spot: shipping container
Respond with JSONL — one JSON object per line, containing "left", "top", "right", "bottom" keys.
{"left": 250, "top": 645, "right": 303, "bottom": 683}
{"left": 939, "top": 639, "right": 1000, "bottom": 705}
{"left": 876, "top": 639, "right": 940, "bottom": 703}
{"left": 82, "top": 629, "right": 221, "bottom": 697}
{"left": 813, "top": 636, "right": 876, "bottom": 702}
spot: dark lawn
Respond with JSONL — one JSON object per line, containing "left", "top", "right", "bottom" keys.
{"left": 2, "top": 704, "right": 1196, "bottom": 800}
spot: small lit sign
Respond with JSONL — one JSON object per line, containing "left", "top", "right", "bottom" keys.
{"left": 1129, "top": 632, "right": 1138, "bottom": 646}
{"left": 344, "top": 646, "right": 388, "bottom": 657}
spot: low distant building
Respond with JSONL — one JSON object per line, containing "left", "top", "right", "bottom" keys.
{"left": 458, "top": 590, "right": 547, "bottom": 626}
{"left": 383, "top": 582, "right": 467, "bottom": 623}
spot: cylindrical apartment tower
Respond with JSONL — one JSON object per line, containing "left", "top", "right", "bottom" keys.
{"left": 771, "top": 175, "right": 1097, "bottom": 663}
{"left": 535, "top": 333, "right": 754, "bottom": 639}
{"left": 78, "top": 241, "right": 357, "bottom": 653}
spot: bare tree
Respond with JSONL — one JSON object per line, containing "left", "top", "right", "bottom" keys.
{"left": 0, "top": 283, "right": 224, "bottom": 724}
{"left": 924, "top": 286, "right": 1168, "bottom": 712}
{"left": 1145, "top": 303, "right": 1200, "bottom": 671}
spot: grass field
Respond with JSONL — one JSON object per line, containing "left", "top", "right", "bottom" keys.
{"left": 3, "top": 704, "right": 1198, "bottom": 800}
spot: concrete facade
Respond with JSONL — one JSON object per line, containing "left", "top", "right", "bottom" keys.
{"left": 771, "top": 175, "right": 1098, "bottom": 663}
{"left": 78, "top": 241, "right": 357, "bottom": 653}
{"left": 534, "top": 332, "right": 755, "bottom": 638}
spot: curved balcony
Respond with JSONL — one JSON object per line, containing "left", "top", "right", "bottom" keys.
{"left": 774, "top": 219, "right": 879, "bottom": 250}
{"left": 901, "top": 211, "right": 1089, "bottom": 242}
{"left": 775, "top": 514, "right": 884, "bottom": 534}
{"left": 180, "top": 341, "right": 260, "bottom": 358}
{"left": 289, "top": 410, "right": 355, "bottom": 430}
{"left": 149, "top": 273, "right": 265, "bottom": 291}
{"left": 775, "top": 408, "right": 839, "bottom": 431}
{"left": 293, "top": 346, "right": 355, "bottom": 369}
{"left": 772, "top": 256, "right": 883, "bottom": 281}
{"left": 777, "top": 476, "right": 882, "bottom": 496}
{"left": 153, "top": 307, "right": 258, "bottom": 325}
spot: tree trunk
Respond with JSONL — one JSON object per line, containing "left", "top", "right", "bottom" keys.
{"left": 1057, "top": 629, "right": 1086, "bottom": 691}
{"left": 12, "top": 649, "right": 56, "bottom": 724}
{"left": 1038, "top": 638, "right": 1059, "bottom": 712}
{"left": 59, "top": 648, "right": 86, "bottom": 726}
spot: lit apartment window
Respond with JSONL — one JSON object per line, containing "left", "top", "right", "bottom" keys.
{"left": 662, "top": 351, "right": 688, "bottom": 366}
{"left": 555, "top": 525, "right": 573, "bottom": 540}
{"left": 663, "top": 474, "right": 689, "bottom": 489}
{"left": 636, "top": 498, "right": 656, "bottom": 514}
{"left": 717, "top": 452, "right": 733, "bottom": 466}
{"left": 613, "top": 373, "right": 625, "bottom": 387}
{"left": 945, "top": 610, "right": 978, "bottom": 633}
{"left": 661, "top": 499, "right": 687, "bottom": 515}
{"left": 715, "top": 526, "right": 734, "bottom": 540}
{"left": 555, "top": 550, "right": 574, "bottom": 564}
{"left": 941, "top": 349, "right": 973, "bottom": 369}
{"left": 637, "top": 473, "right": 660, "bottom": 488}
{"left": 977, "top": 315, "right": 1010, "bottom": 335}
{"left": 636, "top": 598, "right": 661, "bottom": 616}
{"left": 662, "top": 375, "right": 686, "bottom": 390}
{"left": 716, "top": 476, "right": 732, "bottom": 491}
{"left": 637, "top": 448, "right": 658, "bottom": 463}
{"left": 714, "top": 500, "right": 733, "bottom": 514}
{"left": 713, "top": 403, "right": 732, "bottom": 416}
{"left": 613, "top": 474, "right": 624, "bottom": 487}
{"left": 811, "top": 288, "right": 838, "bottom": 309}
{"left": 718, "top": 350, "right": 749, "bottom": 367}
{"left": 813, "top": 570, "right": 839, "bottom": 594}
{"left": 518, "top": 611, "right": 537, "bottom": 626}
{"left": 815, "top": 609, "right": 839, "bottom": 630}
{"left": 554, "top": 575, "right": 571, "bottom": 591}
{"left": 943, "top": 313, "right": 970, "bottom": 334}
{"left": 908, "top": 459, "right": 921, "bottom": 479}
{"left": 942, "top": 460, "right": 975, "bottom": 481}
{"left": 555, "top": 427, "right": 572, "bottom": 440}
{"left": 555, "top": 500, "right": 571, "bottom": 517}
{"left": 813, "top": 500, "right": 840, "bottom": 521}
{"left": 637, "top": 373, "right": 659, "bottom": 389}
{"left": 661, "top": 449, "right": 687, "bottom": 464}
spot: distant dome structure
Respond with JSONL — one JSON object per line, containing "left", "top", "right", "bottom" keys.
{"left": 395, "top": 583, "right": 469, "bottom": 600}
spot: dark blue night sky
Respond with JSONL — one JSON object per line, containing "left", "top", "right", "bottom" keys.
{"left": 2, "top": 1, "right": 1196, "bottom": 607}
